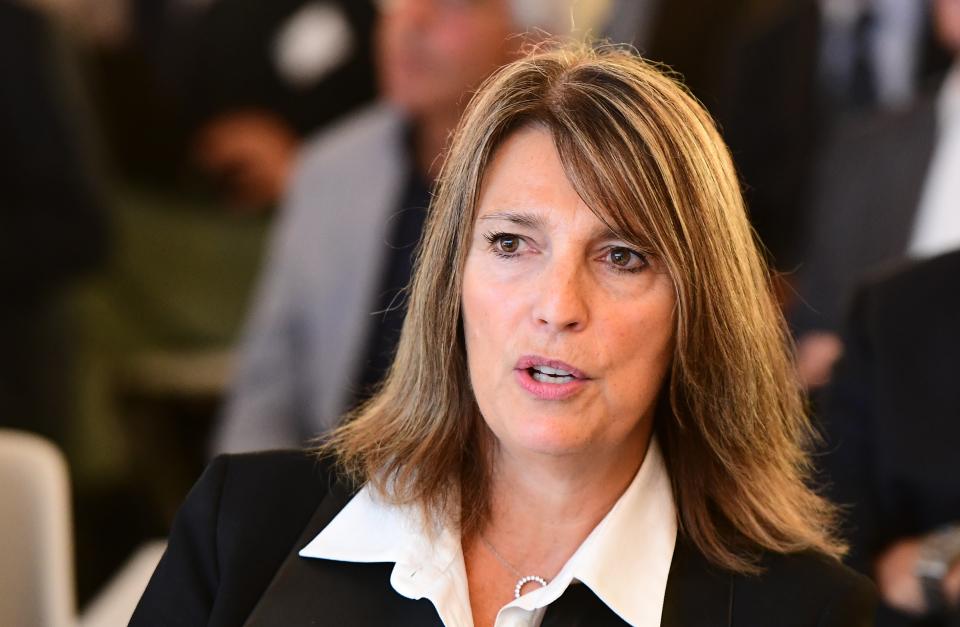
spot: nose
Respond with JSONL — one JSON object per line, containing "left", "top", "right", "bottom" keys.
{"left": 531, "top": 258, "right": 590, "bottom": 333}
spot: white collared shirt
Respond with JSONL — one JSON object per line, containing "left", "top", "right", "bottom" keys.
{"left": 300, "top": 438, "right": 678, "bottom": 627}
{"left": 909, "top": 61, "right": 960, "bottom": 259}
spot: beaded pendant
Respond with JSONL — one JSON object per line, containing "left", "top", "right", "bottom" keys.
{"left": 513, "top": 575, "right": 548, "bottom": 599}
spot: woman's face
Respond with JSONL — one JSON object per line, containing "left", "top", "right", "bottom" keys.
{"left": 461, "top": 126, "right": 676, "bottom": 464}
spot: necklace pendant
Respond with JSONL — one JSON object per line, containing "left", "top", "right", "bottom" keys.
{"left": 514, "top": 575, "right": 548, "bottom": 599}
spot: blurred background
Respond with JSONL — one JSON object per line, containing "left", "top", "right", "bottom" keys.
{"left": 1, "top": 0, "right": 957, "bottom": 625}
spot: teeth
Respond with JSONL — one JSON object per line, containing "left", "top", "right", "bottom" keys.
{"left": 532, "top": 371, "right": 576, "bottom": 384}
{"left": 534, "top": 365, "right": 573, "bottom": 376}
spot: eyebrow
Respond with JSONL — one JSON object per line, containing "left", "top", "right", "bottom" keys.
{"left": 478, "top": 209, "right": 629, "bottom": 242}
{"left": 477, "top": 210, "right": 548, "bottom": 230}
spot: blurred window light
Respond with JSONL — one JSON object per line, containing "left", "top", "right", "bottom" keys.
{"left": 272, "top": 2, "right": 354, "bottom": 89}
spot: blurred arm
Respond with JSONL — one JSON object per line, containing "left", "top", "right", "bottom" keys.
{"left": 210, "top": 185, "right": 313, "bottom": 455}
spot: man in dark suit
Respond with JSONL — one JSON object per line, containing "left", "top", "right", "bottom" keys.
{"left": 792, "top": 94, "right": 937, "bottom": 338}
{"left": 821, "top": 249, "right": 960, "bottom": 626}
{"left": 792, "top": 0, "right": 960, "bottom": 388}
{"left": 791, "top": 92, "right": 937, "bottom": 388}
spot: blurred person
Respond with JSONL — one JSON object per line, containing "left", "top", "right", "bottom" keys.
{"left": 820, "top": 248, "right": 960, "bottom": 626}
{"left": 88, "top": 0, "right": 378, "bottom": 210}
{"left": 165, "top": 0, "right": 378, "bottom": 210}
{"left": 0, "top": 0, "right": 109, "bottom": 444}
{"left": 133, "top": 44, "right": 874, "bottom": 627}
{"left": 211, "top": 0, "right": 603, "bottom": 454}
{"left": 606, "top": 0, "right": 949, "bottom": 276}
{"left": 818, "top": 0, "right": 942, "bottom": 113}
{"left": 792, "top": 0, "right": 960, "bottom": 388}
{"left": 192, "top": 108, "right": 302, "bottom": 210}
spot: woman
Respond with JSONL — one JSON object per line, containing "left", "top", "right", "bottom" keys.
{"left": 131, "top": 44, "right": 876, "bottom": 626}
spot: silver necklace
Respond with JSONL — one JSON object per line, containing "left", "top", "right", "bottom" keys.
{"left": 479, "top": 535, "right": 548, "bottom": 599}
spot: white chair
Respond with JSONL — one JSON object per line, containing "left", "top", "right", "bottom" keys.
{"left": 0, "top": 429, "right": 76, "bottom": 627}
{"left": 79, "top": 539, "right": 166, "bottom": 627}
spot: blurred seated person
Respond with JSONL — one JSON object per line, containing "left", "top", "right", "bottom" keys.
{"left": 820, "top": 249, "right": 960, "bottom": 626}
{"left": 104, "top": 0, "right": 379, "bottom": 210}
{"left": 132, "top": 44, "right": 875, "bottom": 626}
{"left": 817, "top": 0, "right": 947, "bottom": 115}
{"left": 211, "top": 0, "right": 605, "bottom": 453}
{"left": 792, "top": 0, "right": 960, "bottom": 388}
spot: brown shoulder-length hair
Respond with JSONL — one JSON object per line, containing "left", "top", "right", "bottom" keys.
{"left": 323, "top": 43, "right": 844, "bottom": 573}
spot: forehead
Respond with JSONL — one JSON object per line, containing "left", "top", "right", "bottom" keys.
{"left": 476, "top": 126, "right": 587, "bottom": 216}
{"left": 474, "top": 125, "right": 629, "bottom": 239}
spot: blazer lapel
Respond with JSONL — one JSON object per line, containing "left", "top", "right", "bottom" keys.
{"left": 538, "top": 539, "right": 732, "bottom": 627}
{"left": 243, "top": 476, "right": 444, "bottom": 626}
{"left": 540, "top": 584, "right": 632, "bottom": 627}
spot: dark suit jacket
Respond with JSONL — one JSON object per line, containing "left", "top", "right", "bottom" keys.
{"left": 820, "top": 250, "right": 960, "bottom": 627}
{"left": 792, "top": 96, "right": 937, "bottom": 336}
{"left": 130, "top": 451, "right": 876, "bottom": 626}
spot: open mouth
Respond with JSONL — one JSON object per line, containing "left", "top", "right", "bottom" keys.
{"left": 527, "top": 365, "right": 578, "bottom": 384}
{"left": 515, "top": 356, "right": 588, "bottom": 400}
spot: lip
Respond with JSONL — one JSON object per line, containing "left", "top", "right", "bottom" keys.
{"left": 513, "top": 355, "right": 590, "bottom": 401}
{"left": 515, "top": 355, "right": 589, "bottom": 379}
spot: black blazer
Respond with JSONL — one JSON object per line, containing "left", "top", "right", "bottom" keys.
{"left": 130, "top": 451, "right": 876, "bottom": 626}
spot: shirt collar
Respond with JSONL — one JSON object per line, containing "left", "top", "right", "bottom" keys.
{"left": 300, "top": 438, "right": 677, "bottom": 627}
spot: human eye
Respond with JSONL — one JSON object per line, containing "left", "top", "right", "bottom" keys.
{"left": 482, "top": 231, "right": 524, "bottom": 258}
{"left": 602, "top": 246, "right": 648, "bottom": 274}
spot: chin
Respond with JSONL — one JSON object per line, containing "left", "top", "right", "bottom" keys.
{"left": 498, "top": 414, "right": 594, "bottom": 458}
{"left": 383, "top": 73, "right": 438, "bottom": 113}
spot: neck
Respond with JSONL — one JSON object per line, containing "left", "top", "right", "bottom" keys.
{"left": 477, "top": 428, "right": 653, "bottom": 579}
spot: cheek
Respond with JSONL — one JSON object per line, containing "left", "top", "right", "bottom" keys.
{"left": 461, "top": 260, "right": 498, "bottom": 380}
{"left": 462, "top": 257, "right": 529, "bottom": 394}
{"left": 602, "top": 303, "right": 675, "bottom": 406}
{"left": 462, "top": 256, "right": 525, "bottom": 331}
